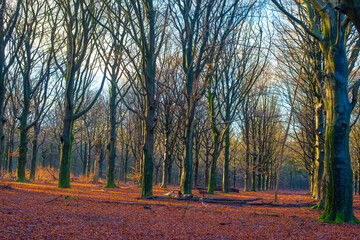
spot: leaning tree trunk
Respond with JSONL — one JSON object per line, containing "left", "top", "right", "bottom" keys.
{"left": 319, "top": 15, "right": 357, "bottom": 222}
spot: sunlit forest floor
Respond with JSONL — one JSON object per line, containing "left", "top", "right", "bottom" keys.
{"left": 1, "top": 178, "right": 360, "bottom": 239}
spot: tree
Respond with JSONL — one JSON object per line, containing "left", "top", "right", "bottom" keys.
{"left": 272, "top": 0, "right": 360, "bottom": 222}
{"left": 0, "top": 0, "right": 22, "bottom": 173}
{"left": 14, "top": 0, "right": 55, "bottom": 182}
{"left": 56, "top": 0, "right": 105, "bottom": 188}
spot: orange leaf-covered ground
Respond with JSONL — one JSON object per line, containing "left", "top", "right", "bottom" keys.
{"left": 1, "top": 180, "right": 360, "bottom": 239}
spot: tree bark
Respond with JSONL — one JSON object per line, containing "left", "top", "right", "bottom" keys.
{"left": 16, "top": 68, "right": 31, "bottom": 182}
{"left": 222, "top": 126, "right": 230, "bottom": 193}
{"left": 105, "top": 78, "right": 118, "bottom": 188}
{"left": 181, "top": 102, "right": 196, "bottom": 195}
{"left": 93, "top": 139, "right": 102, "bottom": 183}
{"left": 86, "top": 142, "right": 92, "bottom": 177}
{"left": 318, "top": 10, "right": 357, "bottom": 222}
{"left": 30, "top": 124, "right": 40, "bottom": 180}
{"left": 58, "top": 111, "right": 74, "bottom": 188}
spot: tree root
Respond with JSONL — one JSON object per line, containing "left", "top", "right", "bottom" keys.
{"left": 311, "top": 203, "right": 324, "bottom": 210}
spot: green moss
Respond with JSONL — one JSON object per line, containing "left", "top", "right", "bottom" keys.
{"left": 15, "top": 178, "right": 31, "bottom": 183}
{"left": 311, "top": 203, "right": 324, "bottom": 210}
{"left": 334, "top": 212, "right": 345, "bottom": 223}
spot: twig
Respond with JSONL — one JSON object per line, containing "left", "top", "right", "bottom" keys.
{"left": 45, "top": 167, "right": 57, "bottom": 180}
{"left": 45, "top": 195, "right": 63, "bottom": 203}
{"left": 182, "top": 198, "right": 191, "bottom": 219}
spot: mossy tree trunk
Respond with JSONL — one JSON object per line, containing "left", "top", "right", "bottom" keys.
{"left": 272, "top": 0, "right": 360, "bottom": 223}
{"left": 181, "top": 101, "right": 196, "bottom": 195}
{"left": 30, "top": 123, "right": 40, "bottom": 180}
{"left": 207, "top": 89, "right": 222, "bottom": 194}
{"left": 104, "top": 78, "right": 118, "bottom": 188}
{"left": 193, "top": 133, "right": 201, "bottom": 187}
{"left": 312, "top": 101, "right": 325, "bottom": 203}
{"left": 222, "top": 125, "right": 230, "bottom": 192}
{"left": 318, "top": 9, "right": 358, "bottom": 223}
{"left": 58, "top": 112, "right": 75, "bottom": 188}
{"left": 57, "top": 0, "right": 104, "bottom": 188}
{"left": 139, "top": 0, "right": 157, "bottom": 198}
{"left": 16, "top": 37, "right": 32, "bottom": 182}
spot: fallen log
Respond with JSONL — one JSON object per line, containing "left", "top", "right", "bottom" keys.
{"left": 195, "top": 187, "right": 240, "bottom": 193}
{"left": 0, "top": 184, "right": 12, "bottom": 189}
{"left": 246, "top": 201, "right": 318, "bottom": 208}
{"left": 141, "top": 195, "right": 263, "bottom": 205}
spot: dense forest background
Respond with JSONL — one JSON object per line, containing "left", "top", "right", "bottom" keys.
{"left": 1, "top": 0, "right": 360, "bottom": 222}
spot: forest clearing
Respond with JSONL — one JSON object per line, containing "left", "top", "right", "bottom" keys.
{"left": 1, "top": 179, "right": 360, "bottom": 239}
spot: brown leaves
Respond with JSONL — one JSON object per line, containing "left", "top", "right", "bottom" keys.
{"left": 0, "top": 181, "right": 359, "bottom": 239}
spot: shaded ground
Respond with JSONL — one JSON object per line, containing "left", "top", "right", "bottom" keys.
{"left": 1, "top": 180, "right": 360, "bottom": 239}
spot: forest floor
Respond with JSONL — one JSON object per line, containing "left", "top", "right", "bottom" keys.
{"left": 1, "top": 179, "right": 360, "bottom": 239}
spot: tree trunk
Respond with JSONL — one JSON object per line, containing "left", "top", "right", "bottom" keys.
{"left": 207, "top": 132, "right": 220, "bottom": 194}
{"left": 93, "top": 139, "right": 102, "bottom": 183}
{"left": 86, "top": 142, "right": 91, "bottom": 177}
{"left": 124, "top": 145, "right": 128, "bottom": 183}
{"left": 244, "top": 121, "right": 251, "bottom": 191}
{"left": 154, "top": 166, "right": 159, "bottom": 185}
{"left": 319, "top": 14, "right": 357, "bottom": 222}
{"left": 58, "top": 109, "right": 74, "bottom": 188}
{"left": 105, "top": 79, "right": 117, "bottom": 188}
{"left": 313, "top": 102, "right": 325, "bottom": 202}
{"left": 222, "top": 126, "right": 230, "bottom": 193}
{"left": 161, "top": 157, "right": 168, "bottom": 188}
{"left": 41, "top": 145, "right": 46, "bottom": 168}
{"left": 193, "top": 149, "right": 199, "bottom": 187}
{"left": 358, "top": 162, "right": 360, "bottom": 195}
{"left": 251, "top": 168, "right": 256, "bottom": 192}
{"left": 7, "top": 121, "right": 15, "bottom": 174}
{"left": 168, "top": 159, "right": 172, "bottom": 185}
{"left": 354, "top": 172, "right": 358, "bottom": 195}
{"left": 181, "top": 102, "right": 196, "bottom": 195}
{"left": 16, "top": 102, "right": 30, "bottom": 182}
{"left": 82, "top": 141, "right": 87, "bottom": 175}
{"left": 204, "top": 162, "right": 210, "bottom": 187}
{"left": 161, "top": 117, "right": 171, "bottom": 188}
{"left": 30, "top": 124, "right": 40, "bottom": 180}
